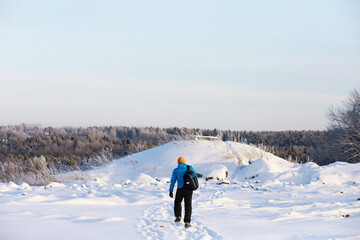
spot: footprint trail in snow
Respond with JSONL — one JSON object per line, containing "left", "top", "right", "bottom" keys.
{"left": 139, "top": 202, "right": 223, "bottom": 240}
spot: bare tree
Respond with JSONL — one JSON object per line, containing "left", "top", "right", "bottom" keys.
{"left": 328, "top": 89, "right": 360, "bottom": 163}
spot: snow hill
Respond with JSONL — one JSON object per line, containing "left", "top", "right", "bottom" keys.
{"left": 87, "top": 140, "right": 359, "bottom": 187}
{"left": 1, "top": 140, "right": 360, "bottom": 240}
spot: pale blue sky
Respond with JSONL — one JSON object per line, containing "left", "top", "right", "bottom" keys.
{"left": 0, "top": 0, "right": 359, "bottom": 130}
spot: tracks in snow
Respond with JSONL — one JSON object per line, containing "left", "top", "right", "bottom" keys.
{"left": 139, "top": 191, "right": 224, "bottom": 240}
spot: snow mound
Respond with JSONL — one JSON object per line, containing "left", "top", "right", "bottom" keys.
{"left": 85, "top": 140, "right": 360, "bottom": 187}
{"left": 316, "top": 162, "right": 360, "bottom": 185}
{"left": 200, "top": 164, "right": 229, "bottom": 180}
{"left": 239, "top": 157, "right": 293, "bottom": 180}
{"left": 86, "top": 140, "right": 284, "bottom": 184}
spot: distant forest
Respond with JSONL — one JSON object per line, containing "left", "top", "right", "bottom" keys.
{"left": 0, "top": 123, "right": 343, "bottom": 185}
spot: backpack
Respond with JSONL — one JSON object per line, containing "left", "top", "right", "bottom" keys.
{"left": 183, "top": 165, "right": 199, "bottom": 190}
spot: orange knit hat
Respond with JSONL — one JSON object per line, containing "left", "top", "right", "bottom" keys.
{"left": 177, "top": 157, "right": 185, "bottom": 164}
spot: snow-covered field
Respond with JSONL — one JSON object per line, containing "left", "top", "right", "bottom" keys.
{"left": 1, "top": 140, "right": 359, "bottom": 240}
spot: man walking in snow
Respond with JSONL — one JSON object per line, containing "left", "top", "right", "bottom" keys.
{"left": 169, "top": 157, "right": 198, "bottom": 228}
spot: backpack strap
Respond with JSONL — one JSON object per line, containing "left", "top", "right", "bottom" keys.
{"left": 187, "top": 165, "right": 190, "bottom": 172}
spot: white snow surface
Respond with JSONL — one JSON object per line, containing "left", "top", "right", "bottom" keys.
{"left": 1, "top": 140, "right": 360, "bottom": 240}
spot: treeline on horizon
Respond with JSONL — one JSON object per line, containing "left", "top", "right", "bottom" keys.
{"left": 0, "top": 123, "right": 343, "bottom": 185}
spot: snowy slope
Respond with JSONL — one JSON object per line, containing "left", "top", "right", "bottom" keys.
{"left": 1, "top": 140, "right": 360, "bottom": 240}
{"left": 86, "top": 140, "right": 286, "bottom": 183}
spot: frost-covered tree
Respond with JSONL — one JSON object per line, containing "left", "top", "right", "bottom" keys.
{"left": 328, "top": 89, "right": 360, "bottom": 163}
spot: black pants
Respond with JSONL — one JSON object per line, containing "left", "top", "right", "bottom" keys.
{"left": 174, "top": 188, "right": 193, "bottom": 223}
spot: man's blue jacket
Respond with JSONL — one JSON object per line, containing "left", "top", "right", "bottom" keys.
{"left": 169, "top": 162, "right": 197, "bottom": 192}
